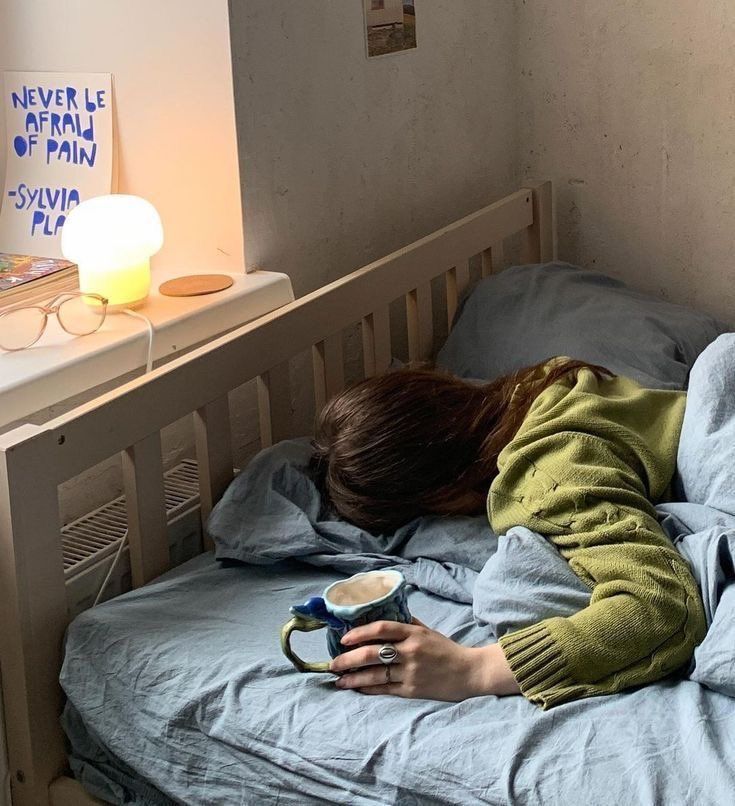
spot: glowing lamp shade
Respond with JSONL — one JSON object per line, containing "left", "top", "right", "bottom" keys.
{"left": 62, "top": 195, "right": 163, "bottom": 308}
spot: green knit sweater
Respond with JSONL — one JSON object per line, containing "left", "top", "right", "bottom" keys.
{"left": 488, "top": 361, "right": 706, "bottom": 709}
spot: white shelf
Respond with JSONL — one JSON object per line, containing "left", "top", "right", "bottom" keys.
{"left": 0, "top": 269, "right": 294, "bottom": 430}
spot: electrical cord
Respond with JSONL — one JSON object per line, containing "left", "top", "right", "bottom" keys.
{"left": 93, "top": 308, "right": 156, "bottom": 606}
{"left": 92, "top": 526, "right": 129, "bottom": 607}
{"left": 122, "top": 307, "right": 155, "bottom": 373}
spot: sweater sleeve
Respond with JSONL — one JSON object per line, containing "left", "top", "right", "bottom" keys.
{"left": 489, "top": 426, "right": 707, "bottom": 709}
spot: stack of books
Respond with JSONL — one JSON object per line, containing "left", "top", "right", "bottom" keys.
{"left": 0, "top": 253, "right": 79, "bottom": 309}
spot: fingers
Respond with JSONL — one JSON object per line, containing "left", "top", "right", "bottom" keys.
{"left": 358, "top": 684, "right": 404, "bottom": 696}
{"left": 335, "top": 665, "right": 401, "bottom": 690}
{"left": 340, "top": 620, "right": 416, "bottom": 647}
{"left": 331, "top": 619, "right": 429, "bottom": 697}
{"left": 330, "top": 644, "right": 392, "bottom": 674}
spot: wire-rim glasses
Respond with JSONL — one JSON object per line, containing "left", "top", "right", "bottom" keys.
{"left": 0, "top": 291, "right": 109, "bottom": 352}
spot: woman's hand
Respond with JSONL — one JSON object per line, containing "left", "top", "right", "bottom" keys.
{"left": 329, "top": 619, "right": 520, "bottom": 701}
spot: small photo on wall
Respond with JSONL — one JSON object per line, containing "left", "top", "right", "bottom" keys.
{"left": 364, "top": 0, "right": 417, "bottom": 58}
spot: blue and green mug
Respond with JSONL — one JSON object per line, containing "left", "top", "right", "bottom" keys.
{"left": 281, "top": 569, "right": 411, "bottom": 672}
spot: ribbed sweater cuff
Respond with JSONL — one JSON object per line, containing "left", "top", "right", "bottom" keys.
{"left": 498, "top": 622, "right": 577, "bottom": 707}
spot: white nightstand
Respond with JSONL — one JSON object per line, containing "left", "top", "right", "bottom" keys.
{"left": 0, "top": 269, "right": 294, "bottom": 431}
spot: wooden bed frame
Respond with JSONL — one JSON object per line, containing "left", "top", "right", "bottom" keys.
{"left": 0, "top": 181, "right": 553, "bottom": 806}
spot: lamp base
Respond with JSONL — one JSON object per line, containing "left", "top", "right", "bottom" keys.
{"left": 105, "top": 296, "right": 148, "bottom": 313}
{"left": 78, "top": 258, "right": 152, "bottom": 313}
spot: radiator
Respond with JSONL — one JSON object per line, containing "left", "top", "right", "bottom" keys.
{"left": 63, "top": 458, "right": 205, "bottom": 617}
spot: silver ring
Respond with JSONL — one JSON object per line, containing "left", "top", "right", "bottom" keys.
{"left": 378, "top": 643, "right": 398, "bottom": 665}
{"left": 385, "top": 664, "right": 391, "bottom": 683}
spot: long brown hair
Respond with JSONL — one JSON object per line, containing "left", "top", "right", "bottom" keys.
{"left": 312, "top": 358, "right": 613, "bottom": 532}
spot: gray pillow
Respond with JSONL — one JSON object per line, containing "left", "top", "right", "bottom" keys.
{"left": 436, "top": 263, "right": 727, "bottom": 390}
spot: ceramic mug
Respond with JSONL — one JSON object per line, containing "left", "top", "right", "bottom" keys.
{"left": 281, "top": 569, "right": 411, "bottom": 672}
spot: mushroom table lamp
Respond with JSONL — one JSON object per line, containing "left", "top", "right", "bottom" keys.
{"left": 62, "top": 194, "right": 164, "bottom": 310}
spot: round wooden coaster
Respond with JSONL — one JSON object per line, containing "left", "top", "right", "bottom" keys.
{"left": 159, "top": 274, "right": 234, "bottom": 297}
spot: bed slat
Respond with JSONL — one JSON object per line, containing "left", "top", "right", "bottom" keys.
{"left": 406, "top": 283, "right": 433, "bottom": 363}
{"left": 312, "top": 333, "right": 344, "bottom": 412}
{"left": 324, "top": 334, "right": 345, "bottom": 398}
{"left": 194, "top": 396, "right": 234, "bottom": 549}
{"left": 257, "top": 362, "right": 292, "bottom": 447}
{"left": 361, "top": 314, "right": 376, "bottom": 378}
{"left": 446, "top": 258, "right": 471, "bottom": 331}
{"left": 521, "top": 180, "right": 554, "bottom": 264}
{"left": 481, "top": 241, "right": 505, "bottom": 277}
{"left": 455, "top": 257, "right": 471, "bottom": 299}
{"left": 361, "top": 306, "right": 391, "bottom": 377}
{"left": 122, "top": 432, "right": 170, "bottom": 587}
{"left": 445, "top": 268, "right": 458, "bottom": 331}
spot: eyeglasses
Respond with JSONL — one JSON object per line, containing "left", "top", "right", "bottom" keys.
{"left": 0, "top": 292, "right": 109, "bottom": 352}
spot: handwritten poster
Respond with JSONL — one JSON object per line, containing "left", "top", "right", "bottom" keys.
{"left": 0, "top": 71, "right": 113, "bottom": 257}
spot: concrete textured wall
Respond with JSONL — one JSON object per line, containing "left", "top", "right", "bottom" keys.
{"left": 229, "top": 0, "right": 519, "bottom": 298}
{"left": 228, "top": 0, "right": 520, "bottom": 435}
{"left": 517, "top": 0, "right": 735, "bottom": 324}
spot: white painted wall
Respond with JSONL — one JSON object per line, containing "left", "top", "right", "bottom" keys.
{"left": 517, "top": 0, "right": 735, "bottom": 324}
{"left": 0, "top": 7, "right": 245, "bottom": 799}
{"left": 0, "top": 0, "right": 244, "bottom": 275}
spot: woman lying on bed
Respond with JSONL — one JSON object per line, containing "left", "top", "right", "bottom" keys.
{"left": 312, "top": 358, "right": 707, "bottom": 709}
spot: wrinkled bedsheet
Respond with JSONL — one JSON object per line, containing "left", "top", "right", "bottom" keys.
{"left": 61, "top": 335, "right": 735, "bottom": 805}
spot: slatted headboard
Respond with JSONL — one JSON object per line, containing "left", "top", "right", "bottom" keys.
{"left": 0, "top": 180, "right": 553, "bottom": 805}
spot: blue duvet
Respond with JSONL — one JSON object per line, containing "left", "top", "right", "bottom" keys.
{"left": 61, "top": 335, "right": 735, "bottom": 805}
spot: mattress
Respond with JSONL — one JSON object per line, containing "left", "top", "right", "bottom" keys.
{"left": 61, "top": 274, "right": 735, "bottom": 805}
{"left": 62, "top": 549, "right": 735, "bottom": 806}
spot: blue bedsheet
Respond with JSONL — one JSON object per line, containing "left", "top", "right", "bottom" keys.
{"left": 61, "top": 336, "right": 735, "bottom": 805}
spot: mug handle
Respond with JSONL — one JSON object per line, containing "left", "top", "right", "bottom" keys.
{"left": 281, "top": 616, "right": 332, "bottom": 673}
